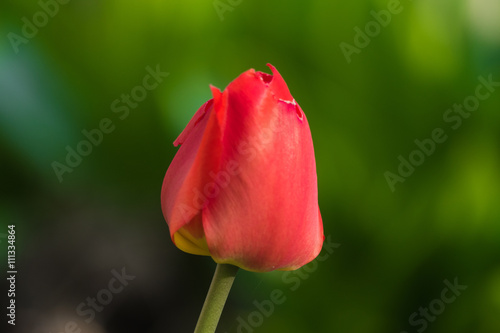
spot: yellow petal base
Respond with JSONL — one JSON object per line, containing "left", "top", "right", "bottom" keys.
{"left": 174, "top": 228, "right": 211, "bottom": 256}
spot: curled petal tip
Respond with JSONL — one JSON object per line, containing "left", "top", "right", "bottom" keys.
{"left": 266, "top": 63, "right": 276, "bottom": 72}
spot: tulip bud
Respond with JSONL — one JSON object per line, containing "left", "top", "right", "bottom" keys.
{"left": 161, "top": 64, "right": 324, "bottom": 272}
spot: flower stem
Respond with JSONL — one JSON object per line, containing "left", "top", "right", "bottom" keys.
{"left": 194, "top": 263, "right": 239, "bottom": 333}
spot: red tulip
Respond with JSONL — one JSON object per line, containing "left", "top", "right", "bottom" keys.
{"left": 161, "top": 64, "right": 323, "bottom": 272}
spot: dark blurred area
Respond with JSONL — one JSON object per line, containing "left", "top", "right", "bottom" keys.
{"left": 1, "top": 0, "right": 500, "bottom": 332}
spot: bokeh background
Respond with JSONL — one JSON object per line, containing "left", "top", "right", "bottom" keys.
{"left": 1, "top": 0, "right": 500, "bottom": 332}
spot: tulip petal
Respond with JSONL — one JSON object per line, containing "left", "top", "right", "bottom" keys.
{"left": 199, "top": 66, "right": 323, "bottom": 272}
{"left": 161, "top": 99, "right": 216, "bottom": 256}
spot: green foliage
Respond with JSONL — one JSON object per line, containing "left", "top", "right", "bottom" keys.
{"left": 0, "top": 1, "right": 499, "bottom": 332}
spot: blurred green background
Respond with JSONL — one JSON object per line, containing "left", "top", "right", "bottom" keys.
{"left": 1, "top": 0, "right": 500, "bottom": 332}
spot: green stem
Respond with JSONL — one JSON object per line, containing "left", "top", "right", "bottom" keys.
{"left": 194, "top": 263, "right": 239, "bottom": 333}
